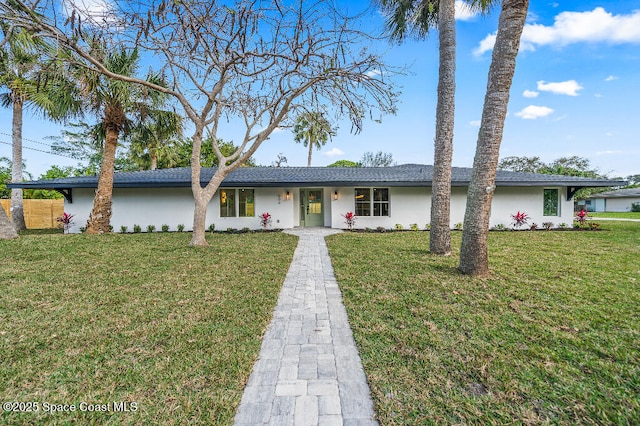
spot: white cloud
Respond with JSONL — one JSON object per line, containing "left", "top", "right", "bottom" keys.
{"left": 523, "top": 90, "right": 539, "bottom": 98}
{"left": 515, "top": 105, "right": 554, "bottom": 119}
{"left": 469, "top": 120, "right": 481, "bottom": 127}
{"left": 63, "top": 0, "right": 118, "bottom": 25}
{"left": 473, "top": 7, "right": 640, "bottom": 56}
{"left": 537, "top": 80, "right": 583, "bottom": 96}
{"left": 324, "top": 147, "right": 345, "bottom": 157}
{"left": 455, "top": 1, "right": 478, "bottom": 21}
{"left": 596, "top": 150, "right": 623, "bottom": 155}
{"left": 366, "top": 69, "right": 381, "bottom": 78}
{"left": 605, "top": 75, "right": 618, "bottom": 81}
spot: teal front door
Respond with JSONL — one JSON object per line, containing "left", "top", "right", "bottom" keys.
{"left": 300, "top": 189, "right": 324, "bottom": 227}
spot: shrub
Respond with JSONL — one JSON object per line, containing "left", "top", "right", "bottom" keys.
{"left": 632, "top": 202, "right": 640, "bottom": 212}
{"left": 133, "top": 224, "right": 142, "bottom": 233}
{"left": 376, "top": 226, "right": 386, "bottom": 233}
{"left": 146, "top": 225, "right": 156, "bottom": 233}
{"left": 589, "top": 222, "right": 601, "bottom": 231}
{"left": 242, "top": 227, "right": 251, "bottom": 233}
{"left": 56, "top": 212, "right": 75, "bottom": 234}
{"left": 575, "top": 209, "right": 589, "bottom": 227}
{"left": 177, "top": 224, "right": 185, "bottom": 232}
{"left": 410, "top": 223, "right": 419, "bottom": 231}
{"left": 425, "top": 223, "right": 431, "bottom": 231}
{"left": 364, "top": 227, "right": 372, "bottom": 233}
{"left": 226, "top": 227, "right": 234, "bottom": 233}
{"left": 342, "top": 212, "right": 357, "bottom": 230}
{"left": 454, "top": 222, "right": 463, "bottom": 231}
{"left": 208, "top": 223, "right": 216, "bottom": 232}
{"left": 530, "top": 223, "right": 539, "bottom": 231}
{"left": 558, "top": 223, "right": 568, "bottom": 229}
{"left": 120, "top": 225, "right": 128, "bottom": 234}
{"left": 259, "top": 212, "right": 272, "bottom": 230}
{"left": 161, "top": 224, "right": 170, "bottom": 232}
{"left": 395, "top": 224, "right": 403, "bottom": 231}
{"left": 79, "top": 226, "right": 86, "bottom": 233}
{"left": 492, "top": 224, "right": 506, "bottom": 231}
{"left": 542, "top": 221, "right": 554, "bottom": 231}
{"left": 510, "top": 211, "right": 529, "bottom": 230}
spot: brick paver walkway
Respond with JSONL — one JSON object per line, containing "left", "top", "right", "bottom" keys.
{"left": 233, "top": 228, "right": 378, "bottom": 425}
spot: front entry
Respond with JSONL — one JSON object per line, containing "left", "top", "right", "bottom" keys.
{"left": 300, "top": 189, "right": 324, "bottom": 227}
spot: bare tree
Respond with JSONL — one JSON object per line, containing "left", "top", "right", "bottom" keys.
{"left": 459, "top": 0, "right": 529, "bottom": 276}
{"left": 2, "top": 0, "right": 398, "bottom": 246}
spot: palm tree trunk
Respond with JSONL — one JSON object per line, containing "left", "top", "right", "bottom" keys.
{"left": 459, "top": 0, "right": 529, "bottom": 276}
{"left": 86, "top": 126, "right": 119, "bottom": 234}
{"left": 0, "top": 203, "right": 19, "bottom": 240}
{"left": 151, "top": 150, "right": 158, "bottom": 170}
{"left": 307, "top": 136, "right": 313, "bottom": 167}
{"left": 429, "top": 0, "right": 456, "bottom": 255}
{"left": 11, "top": 97, "right": 27, "bottom": 231}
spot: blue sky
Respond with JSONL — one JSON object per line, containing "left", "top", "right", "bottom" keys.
{"left": 1, "top": 0, "right": 639, "bottom": 178}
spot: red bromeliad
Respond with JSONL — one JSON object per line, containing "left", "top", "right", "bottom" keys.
{"left": 56, "top": 212, "right": 75, "bottom": 233}
{"left": 260, "top": 212, "right": 272, "bottom": 229}
{"left": 510, "top": 211, "right": 529, "bottom": 229}
{"left": 342, "top": 211, "right": 357, "bottom": 230}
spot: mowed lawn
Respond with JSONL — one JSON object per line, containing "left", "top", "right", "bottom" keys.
{"left": 327, "top": 222, "right": 640, "bottom": 424}
{"left": 0, "top": 231, "right": 298, "bottom": 425}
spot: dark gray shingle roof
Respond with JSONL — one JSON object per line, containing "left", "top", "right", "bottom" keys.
{"left": 590, "top": 187, "right": 640, "bottom": 198}
{"left": 7, "top": 164, "right": 626, "bottom": 190}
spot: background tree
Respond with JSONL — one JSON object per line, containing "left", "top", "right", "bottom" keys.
{"left": 360, "top": 151, "right": 396, "bottom": 167}
{"left": 327, "top": 159, "right": 360, "bottom": 167}
{"left": 0, "top": 23, "right": 79, "bottom": 231}
{"left": 497, "top": 155, "right": 546, "bottom": 173}
{"left": 378, "top": 0, "right": 495, "bottom": 255}
{"left": 127, "top": 109, "right": 183, "bottom": 170}
{"left": 272, "top": 153, "right": 288, "bottom": 168}
{"left": 293, "top": 111, "right": 337, "bottom": 167}
{"left": 459, "top": 0, "right": 529, "bottom": 276}
{"left": 0, "top": 156, "right": 11, "bottom": 198}
{"left": 3, "top": 0, "right": 399, "bottom": 246}
{"left": 172, "top": 138, "right": 258, "bottom": 168}
{"left": 24, "top": 165, "right": 74, "bottom": 199}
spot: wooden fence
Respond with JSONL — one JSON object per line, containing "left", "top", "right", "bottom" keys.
{"left": 0, "top": 199, "right": 65, "bottom": 229}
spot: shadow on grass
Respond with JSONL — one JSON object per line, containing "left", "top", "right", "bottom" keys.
{"left": 19, "top": 228, "right": 64, "bottom": 235}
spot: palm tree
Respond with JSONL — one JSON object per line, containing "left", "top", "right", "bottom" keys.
{"left": 378, "top": 0, "right": 495, "bottom": 255}
{"left": 127, "top": 109, "right": 183, "bottom": 170}
{"left": 0, "top": 24, "right": 80, "bottom": 231}
{"left": 458, "top": 0, "right": 529, "bottom": 276}
{"left": 79, "top": 47, "right": 169, "bottom": 234}
{"left": 293, "top": 111, "right": 336, "bottom": 167}
{"left": 0, "top": 202, "right": 18, "bottom": 239}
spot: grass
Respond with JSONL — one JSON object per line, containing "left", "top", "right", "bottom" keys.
{"left": 0, "top": 231, "right": 298, "bottom": 425}
{"left": 589, "top": 211, "right": 640, "bottom": 219}
{"left": 327, "top": 222, "right": 640, "bottom": 424}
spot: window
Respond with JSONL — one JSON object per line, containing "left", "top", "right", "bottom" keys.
{"left": 239, "top": 189, "right": 255, "bottom": 217}
{"left": 220, "top": 189, "right": 255, "bottom": 217}
{"left": 543, "top": 188, "right": 559, "bottom": 216}
{"left": 355, "top": 188, "right": 389, "bottom": 216}
{"left": 220, "top": 189, "right": 235, "bottom": 217}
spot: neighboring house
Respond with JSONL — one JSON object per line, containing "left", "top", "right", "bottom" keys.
{"left": 586, "top": 188, "right": 640, "bottom": 212}
{"left": 8, "top": 164, "right": 624, "bottom": 233}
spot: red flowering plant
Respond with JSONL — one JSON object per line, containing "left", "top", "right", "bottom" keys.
{"left": 342, "top": 211, "right": 357, "bottom": 230}
{"left": 56, "top": 212, "right": 75, "bottom": 234}
{"left": 575, "top": 209, "right": 589, "bottom": 227}
{"left": 510, "top": 211, "right": 529, "bottom": 230}
{"left": 259, "top": 212, "right": 272, "bottom": 230}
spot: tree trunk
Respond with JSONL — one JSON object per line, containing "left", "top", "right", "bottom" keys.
{"left": 11, "top": 98, "right": 26, "bottom": 232}
{"left": 0, "top": 203, "right": 19, "bottom": 240}
{"left": 86, "top": 126, "right": 119, "bottom": 234}
{"left": 459, "top": 0, "right": 529, "bottom": 276}
{"left": 307, "top": 136, "right": 313, "bottom": 167}
{"left": 151, "top": 150, "right": 157, "bottom": 170}
{"left": 429, "top": 0, "right": 456, "bottom": 256}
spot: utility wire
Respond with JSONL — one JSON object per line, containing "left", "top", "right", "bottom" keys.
{"left": 0, "top": 140, "right": 77, "bottom": 159}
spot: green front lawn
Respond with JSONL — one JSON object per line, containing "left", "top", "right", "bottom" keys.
{"left": 327, "top": 222, "right": 640, "bottom": 424}
{"left": 589, "top": 211, "right": 640, "bottom": 219}
{"left": 0, "top": 232, "right": 298, "bottom": 425}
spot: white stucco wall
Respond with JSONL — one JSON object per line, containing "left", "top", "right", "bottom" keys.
{"left": 65, "top": 185, "right": 576, "bottom": 233}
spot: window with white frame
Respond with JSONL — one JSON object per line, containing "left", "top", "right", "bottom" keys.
{"left": 355, "top": 188, "right": 389, "bottom": 216}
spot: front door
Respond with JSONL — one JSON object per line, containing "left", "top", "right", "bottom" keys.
{"left": 300, "top": 189, "right": 324, "bottom": 227}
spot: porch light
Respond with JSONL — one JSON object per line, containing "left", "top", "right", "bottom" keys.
{"left": 285, "top": 191, "right": 291, "bottom": 201}
{"left": 333, "top": 191, "right": 338, "bottom": 201}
